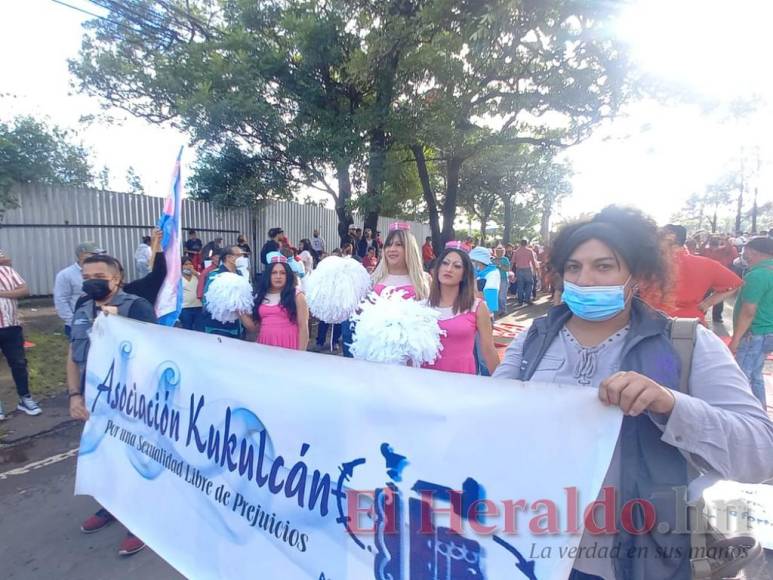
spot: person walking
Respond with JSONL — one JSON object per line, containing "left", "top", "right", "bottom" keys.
{"left": 649, "top": 224, "right": 742, "bottom": 324}
{"left": 422, "top": 236, "right": 435, "bottom": 271}
{"left": 0, "top": 254, "right": 41, "bottom": 420}
{"left": 183, "top": 229, "right": 203, "bottom": 270}
{"left": 260, "top": 228, "right": 284, "bottom": 267}
{"left": 54, "top": 241, "right": 104, "bottom": 337}
{"left": 512, "top": 239, "right": 539, "bottom": 306}
{"left": 179, "top": 257, "right": 202, "bottom": 331}
{"left": 729, "top": 236, "right": 773, "bottom": 407}
{"left": 133, "top": 235, "right": 152, "bottom": 278}
{"left": 310, "top": 229, "right": 326, "bottom": 263}
{"left": 197, "top": 252, "right": 220, "bottom": 301}
{"left": 424, "top": 245, "right": 499, "bottom": 375}
{"left": 255, "top": 256, "right": 310, "bottom": 351}
{"left": 67, "top": 253, "right": 156, "bottom": 556}
{"left": 702, "top": 235, "right": 739, "bottom": 322}
{"left": 357, "top": 228, "right": 376, "bottom": 261}
{"left": 200, "top": 236, "right": 223, "bottom": 267}
{"left": 493, "top": 206, "right": 773, "bottom": 580}
{"left": 492, "top": 244, "right": 511, "bottom": 313}
{"left": 200, "top": 247, "right": 256, "bottom": 338}
{"left": 236, "top": 233, "right": 252, "bottom": 258}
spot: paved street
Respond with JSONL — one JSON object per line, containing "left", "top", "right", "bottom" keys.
{"left": 0, "top": 421, "right": 181, "bottom": 579}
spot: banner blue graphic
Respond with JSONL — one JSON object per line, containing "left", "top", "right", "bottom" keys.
{"left": 76, "top": 315, "right": 622, "bottom": 579}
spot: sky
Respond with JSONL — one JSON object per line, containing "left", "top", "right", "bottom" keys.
{"left": 1, "top": 0, "right": 772, "bottom": 226}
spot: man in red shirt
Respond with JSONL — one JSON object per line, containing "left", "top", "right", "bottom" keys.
{"left": 512, "top": 239, "right": 540, "bottom": 305}
{"left": 422, "top": 236, "right": 435, "bottom": 271}
{"left": 701, "top": 235, "right": 739, "bottom": 321}
{"left": 649, "top": 225, "right": 742, "bottom": 324}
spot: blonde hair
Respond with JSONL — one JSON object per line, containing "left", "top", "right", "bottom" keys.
{"left": 371, "top": 229, "right": 429, "bottom": 300}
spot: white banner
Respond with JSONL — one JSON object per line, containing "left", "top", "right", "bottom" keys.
{"left": 75, "top": 315, "right": 622, "bottom": 580}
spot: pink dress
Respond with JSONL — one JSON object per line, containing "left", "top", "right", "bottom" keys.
{"left": 423, "top": 300, "right": 480, "bottom": 374}
{"left": 257, "top": 293, "right": 299, "bottom": 350}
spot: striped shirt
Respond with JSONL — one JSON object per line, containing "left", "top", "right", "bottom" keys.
{"left": 0, "top": 266, "right": 25, "bottom": 328}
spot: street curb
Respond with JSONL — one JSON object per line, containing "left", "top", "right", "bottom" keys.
{"left": 0, "top": 392, "right": 78, "bottom": 447}
{"left": 0, "top": 417, "right": 81, "bottom": 447}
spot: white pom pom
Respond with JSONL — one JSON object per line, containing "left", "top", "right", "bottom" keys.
{"left": 350, "top": 289, "right": 444, "bottom": 366}
{"left": 305, "top": 256, "right": 372, "bottom": 323}
{"left": 204, "top": 272, "right": 253, "bottom": 323}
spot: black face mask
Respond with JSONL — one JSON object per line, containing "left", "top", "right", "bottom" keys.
{"left": 82, "top": 279, "right": 112, "bottom": 301}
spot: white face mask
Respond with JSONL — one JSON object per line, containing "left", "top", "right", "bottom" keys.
{"left": 236, "top": 257, "right": 249, "bottom": 270}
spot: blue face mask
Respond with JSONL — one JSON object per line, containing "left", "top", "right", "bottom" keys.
{"left": 562, "top": 278, "right": 631, "bottom": 321}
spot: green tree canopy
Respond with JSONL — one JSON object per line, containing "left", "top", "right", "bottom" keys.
{"left": 0, "top": 115, "right": 94, "bottom": 209}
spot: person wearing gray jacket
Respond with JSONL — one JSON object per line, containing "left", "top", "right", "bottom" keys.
{"left": 494, "top": 206, "right": 773, "bottom": 580}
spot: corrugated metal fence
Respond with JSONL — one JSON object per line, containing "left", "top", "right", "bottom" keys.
{"left": 1, "top": 185, "right": 429, "bottom": 296}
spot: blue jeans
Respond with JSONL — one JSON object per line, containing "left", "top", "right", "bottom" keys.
{"left": 316, "top": 321, "right": 342, "bottom": 348}
{"left": 342, "top": 319, "right": 355, "bottom": 358}
{"left": 735, "top": 333, "right": 770, "bottom": 407}
{"left": 498, "top": 278, "right": 508, "bottom": 313}
{"left": 515, "top": 268, "right": 534, "bottom": 304}
{"left": 179, "top": 307, "right": 202, "bottom": 331}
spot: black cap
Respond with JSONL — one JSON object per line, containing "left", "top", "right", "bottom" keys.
{"left": 268, "top": 227, "right": 284, "bottom": 238}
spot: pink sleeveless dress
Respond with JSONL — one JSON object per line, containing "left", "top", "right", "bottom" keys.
{"left": 257, "top": 292, "right": 300, "bottom": 350}
{"left": 423, "top": 300, "right": 480, "bottom": 374}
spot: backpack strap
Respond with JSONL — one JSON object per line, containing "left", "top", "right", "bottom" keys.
{"left": 669, "top": 317, "right": 716, "bottom": 578}
{"left": 669, "top": 317, "right": 699, "bottom": 395}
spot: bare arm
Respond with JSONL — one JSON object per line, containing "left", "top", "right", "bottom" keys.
{"left": 729, "top": 302, "right": 757, "bottom": 353}
{"left": 67, "top": 345, "right": 89, "bottom": 421}
{"left": 476, "top": 303, "right": 500, "bottom": 374}
{"left": 239, "top": 312, "right": 256, "bottom": 334}
{"left": 698, "top": 288, "right": 737, "bottom": 312}
{"left": 296, "top": 293, "right": 310, "bottom": 351}
{"left": 0, "top": 283, "right": 29, "bottom": 299}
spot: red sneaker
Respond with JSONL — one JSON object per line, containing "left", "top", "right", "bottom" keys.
{"left": 80, "top": 508, "right": 115, "bottom": 534}
{"left": 118, "top": 533, "right": 145, "bottom": 557}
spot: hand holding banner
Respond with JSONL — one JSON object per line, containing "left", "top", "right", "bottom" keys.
{"left": 76, "top": 315, "right": 622, "bottom": 580}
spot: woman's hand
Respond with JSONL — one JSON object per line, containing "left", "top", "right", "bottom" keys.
{"left": 599, "top": 371, "right": 676, "bottom": 416}
{"left": 69, "top": 394, "right": 90, "bottom": 421}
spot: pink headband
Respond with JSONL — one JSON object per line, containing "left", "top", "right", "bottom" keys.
{"left": 270, "top": 255, "right": 288, "bottom": 264}
{"left": 445, "top": 241, "right": 466, "bottom": 251}
{"left": 389, "top": 221, "right": 410, "bottom": 232}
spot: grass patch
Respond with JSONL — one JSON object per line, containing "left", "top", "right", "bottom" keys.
{"left": 25, "top": 330, "right": 68, "bottom": 397}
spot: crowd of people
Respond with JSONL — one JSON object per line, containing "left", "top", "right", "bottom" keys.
{"left": 0, "top": 206, "right": 768, "bottom": 574}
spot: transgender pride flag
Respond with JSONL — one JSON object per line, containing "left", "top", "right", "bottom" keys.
{"left": 155, "top": 147, "right": 184, "bottom": 326}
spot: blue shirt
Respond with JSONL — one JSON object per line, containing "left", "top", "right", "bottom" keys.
{"left": 476, "top": 265, "right": 500, "bottom": 314}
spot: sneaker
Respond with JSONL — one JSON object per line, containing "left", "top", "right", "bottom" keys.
{"left": 118, "top": 533, "right": 145, "bottom": 556}
{"left": 17, "top": 395, "right": 41, "bottom": 416}
{"left": 0, "top": 400, "right": 5, "bottom": 421}
{"left": 81, "top": 508, "right": 115, "bottom": 533}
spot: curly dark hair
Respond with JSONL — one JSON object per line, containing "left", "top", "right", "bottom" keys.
{"left": 549, "top": 206, "right": 672, "bottom": 301}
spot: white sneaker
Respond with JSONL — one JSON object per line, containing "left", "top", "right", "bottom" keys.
{"left": 17, "top": 396, "right": 41, "bottom": 416}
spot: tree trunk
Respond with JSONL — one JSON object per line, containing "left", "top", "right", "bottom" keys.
{"left": 363, "top": 46, "right": 400, "bottom": 235}
{"left": 502, "top": 195, "right": 513, "bottom": 245}
{"left": 411, "top": 144, "right": 442, "bottom": 253}
{"left": 711, "top": 209, "right": 717, "bottom": 233}
{"left": 441, "top": 157, "right": 463, "bottom": 245}
{"left": 752, "top": 186, "right": 758, "bottom": 234}
{"left": 541, "top": 194, "right": 553, "bottom": 245}
{"left": 735, "top": 186, "right": 744, "bottom": 235}
{"left": 335, "top": 163, "right": 353, "bottom": 246}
